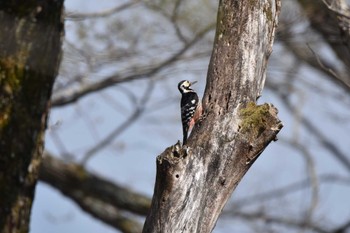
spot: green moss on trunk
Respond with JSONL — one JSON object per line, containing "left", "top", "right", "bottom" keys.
{"left": 239, "top": 102, "right": 271, "bottom": 139}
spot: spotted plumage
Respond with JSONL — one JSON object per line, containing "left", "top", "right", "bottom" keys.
{"left": 178, "top": 80, "right": 202, "bottom": 145}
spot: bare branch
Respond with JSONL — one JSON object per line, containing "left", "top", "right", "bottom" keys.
{"left": 67, "top": 195, "right": 143, "bottom": 233}
{"left": 227, "top": 211, "right": 329, "bottom": 233}
{"left": 267, "top": 81, "right": 350, "bottom": 172}
{"left": 65, "top": 0, "right": 140, "bottom": 21}
{"left": 307, "top": 44, "right": 350, "bottom": 90}
{"left": 277, "top": 18, "right": 350, "bottom": 91}
{"left": 232, "top": 174, "right": 350, "bottom": 208}
{"left": 292, "top": 140, "right": 320, "bottom": 225}
{"left": 322, "top": 0, "right": 350, "bottom": 20}
{"left": 39, "top": 154, "right": 151, "bottom": 216}
{"left": 331, "top": 219, "right": 350, "bottom": 233}
{"left": 81, "top": 81, "right": 155, "bottom": 164}
{"left": 171, "top": 0, "right": 188, "bottom": 44}
{"left": 297, "top": 0, "right": 350, "bottom": 85}
{"left": 283, "top": 98, "right": 350, "bottom": 172}
{"left": 51, "top": 25, "right": 213, "bottom": 108}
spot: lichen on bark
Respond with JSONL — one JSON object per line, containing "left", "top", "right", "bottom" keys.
{"left": 239, "top": 102, "right": 272, "bottom": 139}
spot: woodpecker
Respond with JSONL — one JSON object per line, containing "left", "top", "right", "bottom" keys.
{"left": 178, "top": 80, "right": 202, "bottom": 145}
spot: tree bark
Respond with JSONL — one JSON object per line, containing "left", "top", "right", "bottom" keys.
{"left": 143, "top": 0, "right": 282, "bottom": 232}
{"left": 0, "top": 1, "right": 64, "bottom": 232}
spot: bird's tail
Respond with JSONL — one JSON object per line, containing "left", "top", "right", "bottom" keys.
{"left": 182, "top": 126, "right": 188, "bottom": 145}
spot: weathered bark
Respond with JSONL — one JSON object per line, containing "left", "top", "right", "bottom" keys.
{"left": 0, "top": 1, "right": 64, "bottom": 232}
{"left": 143, "top": 0, "right": 282, "bottom": 233}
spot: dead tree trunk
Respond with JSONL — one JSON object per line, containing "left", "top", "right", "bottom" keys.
{"left": 0, "top": 1, "right": 64, "bottom": 232}
{"left": 143, "top": 0, "right": 282, "bottom": 232}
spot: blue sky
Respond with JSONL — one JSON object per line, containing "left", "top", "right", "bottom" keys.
{"left": 30, "top": 1, "right": 350, "bottom": 233}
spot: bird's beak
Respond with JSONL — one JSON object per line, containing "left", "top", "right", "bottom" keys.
{"left": 191, "top": 81, "right": 198, "bottom": 85}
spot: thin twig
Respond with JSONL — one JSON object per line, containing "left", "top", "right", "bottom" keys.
{"left": 281, "top": 96, "right": 350, "bottom": 172}
{"left": 65, "top": 0, "right": 140, "bottom": 21}
{"left": 232, "top": 174, "right": 350, "bottom": 208}
{"left": 227, "top": 210, "right": 330, "bottom": 233}
{"left": 322, "top": 0, "right": 350, "bottom": 20}
{"left": 171, "top": 0, "right": 188, "bottom": 44}
{"left": 80, "top": 80, "right": 155, "bottom": 165}
{"left": 307, "top": 44, "right": 342, "bottom": 83}
{"left": 52, "top": 25, "right": 214, "bottom": 107}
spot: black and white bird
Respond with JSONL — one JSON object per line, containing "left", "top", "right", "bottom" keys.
{"left": 178, "top": 80, "right": 202, "bottom": 145}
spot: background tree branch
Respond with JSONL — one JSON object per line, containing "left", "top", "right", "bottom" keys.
{"left": 298, "top": 0, "right": 350, "bottom": 88}
{"left": 39, "top": 154, "right": 151, "bottom": 233}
